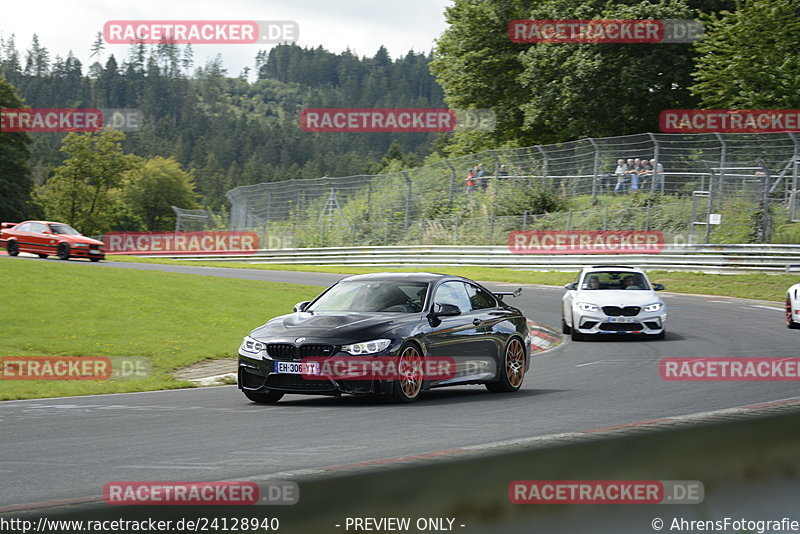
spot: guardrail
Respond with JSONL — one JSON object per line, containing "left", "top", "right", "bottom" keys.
{"left": 122, "top": 244, "right": 800, "bottom": 274}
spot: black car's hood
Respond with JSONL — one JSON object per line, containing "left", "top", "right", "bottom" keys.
{"left": 251, "top": 311, "right": 421, "bottom": 342}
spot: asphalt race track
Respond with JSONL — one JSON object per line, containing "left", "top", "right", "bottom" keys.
{"left": 2, "top": 256, "right": 799, "bottom": 509}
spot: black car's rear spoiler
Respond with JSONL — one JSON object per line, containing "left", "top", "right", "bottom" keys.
{"left": 494, "top": 287, "right": 522, "bottom": 299}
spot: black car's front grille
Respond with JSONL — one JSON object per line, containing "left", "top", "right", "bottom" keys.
{"left": 267, "top": 344, "right": 296, "bottom": 360}
{"left": 266, "top": 374, "right": 335, "bottom": 391}
{"left": 298, "top": 344, "right": 335, "bottom": 358}
{"left": 267, "top": 343, "right": 336, "bottom": 360}
{"left": 599, "top": 322, "right": 644, "bottom": 331}
{"left": 602, "top": 306, "right": 641, "bottom": 317}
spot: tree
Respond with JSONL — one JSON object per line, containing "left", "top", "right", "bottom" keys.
{"left": 122, "top": 156, "right": 199, "bottom": 230}
{"left": 431, "top": 0, "right": 736, "bottom": 151}
{"left": 691, "top": 0, "right": 800, "bottom": 108}
{"left": 0, "top": 76, "right": 33, "bottom": 221}
{"left": 39, "top": 130, "right": 140, "bottom": 234}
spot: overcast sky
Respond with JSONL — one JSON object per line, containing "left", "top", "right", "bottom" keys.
{"left": 1, "top": 0, "right": 452, "bottom": 78}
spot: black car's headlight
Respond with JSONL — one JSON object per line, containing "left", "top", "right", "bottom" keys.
{"left": 239, "top": 335, "right": 267, "bottom": 355}
{"left": 341, "top": 339, "right": 391, "bottom": 355}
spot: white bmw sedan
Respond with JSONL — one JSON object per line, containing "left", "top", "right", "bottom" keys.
{"left": 562, "top": 266, "right": 667, "bottom": 341}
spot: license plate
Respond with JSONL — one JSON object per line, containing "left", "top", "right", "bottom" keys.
{"left": 275, "top": 361, "right": 320, "bottom": 375}
{"left": 608, "top": 316, "right": 636, "bottom": 323}
{"left": 89, "top": 250, "right": 100, "bottom": 254}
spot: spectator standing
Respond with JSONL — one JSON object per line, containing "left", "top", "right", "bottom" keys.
{"left": 465, "top": 168, "right": 476, "bottom": 194}
{"left": 615, "top": 159, "right": 632, "bottom": 194}
{"left": 475, "top": 163, "right": 488, "bottom": 190}
{"left": 638, "top": 159, "right": 653, "bottom": 190}
{"left": 650, "top": 159, "right": 664, "bottom": 192}
{"left": 628, "top": 158, "right": 642, "bottom": 190}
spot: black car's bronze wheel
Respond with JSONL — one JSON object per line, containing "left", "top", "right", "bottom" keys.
{"left": 6, "top": 241, "right": 19, "bottom": 256}
{"left": 388, "top": 343, "right": 424, "bottom": 403}
{"left": 486, "top": 337, "right": 526, "bottom": 393}
{"left": 243, "top": 389, "right": 284, "bottom": 404}
{"left": 57, "top": 243, "right": 70, "bottom": 260}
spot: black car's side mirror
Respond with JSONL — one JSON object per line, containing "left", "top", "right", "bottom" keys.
{"left": 652, "top": 283, "right": 665, "bottom": 291}
{"left": 430, "top": 303, "right": 461, "bottom": 317}
{"left": 294, "top": 301, "right": 311, "bottom": 312}
{"left": 565, "top": 283, "right": 577, "bottom": 290}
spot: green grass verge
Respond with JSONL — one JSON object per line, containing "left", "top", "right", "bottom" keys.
{"left": 108, "top": 255, "right": 798, "bottom": 302}
{"left": 0, "top": 259, "right": 321, "bottom": 400}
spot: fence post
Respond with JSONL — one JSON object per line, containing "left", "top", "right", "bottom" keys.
{"left": 648, "top": 133, "right": 660, "bottom": 193}
{"left": 384, "top": 221, "right": 389, "bottom": 246}
{"left": 536, "top": 145, "right": 549, "bottom": 176}
{"left": 403, "top": 172, "right": 412, "bottom": 230}
{"left": 453, "top": 216, "right": 459, "bottom": 245}
{"left": 645, "top": 200, "right": 651, "bottom": 231}
{"left": 367, "top": 181, "right": 373, "bottom": 217}
{"left": 445, "top": 160, "right": 456, "bottom": 210}
{"left": 603, "top": 206, "right": 608, "bottom": 231}
{"left": 589, "top": 138, "right": 599, "bottom": 199}
{"left": 566, "top": 209, "right": 572, "bottom": 231}
{"left": 489, "top": 214, "right": 495, "bottom": 244}
{"left": 715, "top": 132, "right": 727, "bottom": 195}
{"left": 522, "top": 211, "right": 528, "bottom": 232}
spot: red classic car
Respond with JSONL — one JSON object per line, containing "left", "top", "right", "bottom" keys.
{"left": 1, "top": 221, "right": 106, "bottom": 261}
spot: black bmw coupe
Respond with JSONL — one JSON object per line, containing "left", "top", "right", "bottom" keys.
{"left": 237, "top": 272, "right": 531, "bottom": 403}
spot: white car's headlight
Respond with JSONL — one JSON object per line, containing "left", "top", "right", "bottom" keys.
{"left": 643, "top": 303, "right": 663, "bottom": 312}
{"left": 576, "top": 302, "right": 599, "bottom": 312}
{"left": 341, "top": 339, "right": 391, "bottom": 355}
{"left": 240, "top": 335, "right": 267, "bottom": 355}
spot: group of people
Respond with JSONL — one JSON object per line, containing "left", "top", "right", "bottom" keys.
{"left": 464, "top": 163, "right": 489, "bottom": 193}
{"left": 607, "top": 158, "right": 664, "bottom": 194}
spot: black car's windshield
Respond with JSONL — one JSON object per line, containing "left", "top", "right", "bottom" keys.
{"left": 308, "top": 281, "right": 428, "bottom": 313}
{"left": 48, "top": 223, "right": 80, "bottom": 235}
{"left": 582, "top": 271, "right": 650, "bottom": 290}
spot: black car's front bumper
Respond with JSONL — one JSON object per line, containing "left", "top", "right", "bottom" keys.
{"left": 237, "top": 353, "right": 390, "bottom": 396}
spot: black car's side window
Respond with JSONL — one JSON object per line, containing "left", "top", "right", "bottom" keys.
{"left": 466, "top": 284, "right": 496, "bottom": 310}
{"left": 433, "top": 281, "right": 472, "bottom": 313}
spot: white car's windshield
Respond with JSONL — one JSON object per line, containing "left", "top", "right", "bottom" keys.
{"left": 582, "top": 271, "right": 650, "bottom": 290}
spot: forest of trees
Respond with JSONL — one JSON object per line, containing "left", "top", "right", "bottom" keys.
{"left": 0, "top": 37, "right": 445, "bottom": 216}
{"left": 2, "top": 0, "right": 799, "bottom": 231}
